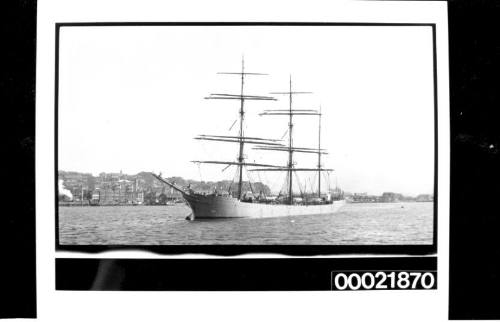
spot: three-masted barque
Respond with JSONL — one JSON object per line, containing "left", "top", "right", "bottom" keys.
{"left": 153, "top": 58, "right": 345, "bottom": 219}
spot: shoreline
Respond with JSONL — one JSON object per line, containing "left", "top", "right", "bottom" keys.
{"left": 58, "top": 200, "right": 433, "bottom": 207}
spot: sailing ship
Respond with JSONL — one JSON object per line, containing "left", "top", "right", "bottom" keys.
{"left": 152, "top": 59, "right": 345, "bottom": 219}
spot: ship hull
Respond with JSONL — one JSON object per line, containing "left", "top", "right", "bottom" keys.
{"left": 183, "top": 193, "right": 346, "bottom": 219}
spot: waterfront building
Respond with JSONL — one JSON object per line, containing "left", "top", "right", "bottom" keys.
{"left": 380, "top": 192, "right": 404, "bottom": 203}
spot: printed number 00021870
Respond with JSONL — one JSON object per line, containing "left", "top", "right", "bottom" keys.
{"left": 331, "top": 271, "right": 436, "bottom": 290}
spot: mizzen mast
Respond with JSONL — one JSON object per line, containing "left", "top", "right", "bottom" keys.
{"left": 318, "top": 105, "right": 322, "bottom": 198}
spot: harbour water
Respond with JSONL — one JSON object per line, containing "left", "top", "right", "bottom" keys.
{"left": 59, "top": 202, "right": 433, "bottom": 245}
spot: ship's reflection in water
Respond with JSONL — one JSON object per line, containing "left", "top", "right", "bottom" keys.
{"left": 59, "top": 202, "right": 433, "bottom": 245}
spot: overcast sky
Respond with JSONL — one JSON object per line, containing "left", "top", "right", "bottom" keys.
{"left": 58, "top": 25, "right": 435, "bottom": 196}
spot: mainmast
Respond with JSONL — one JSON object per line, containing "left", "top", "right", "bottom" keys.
{"left": 258, "top": 75, "right": 320, "bottom": 205}
{"left": 252, "top": 78, "right": 335, "bottom": 205}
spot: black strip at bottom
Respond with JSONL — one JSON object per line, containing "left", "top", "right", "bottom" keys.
{"left": 56, "top": 257, "right": 436, "bottom": 291}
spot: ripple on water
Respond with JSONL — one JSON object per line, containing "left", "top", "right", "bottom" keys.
{"left": 59, "top": 203, "right": 433, "bottom": 245}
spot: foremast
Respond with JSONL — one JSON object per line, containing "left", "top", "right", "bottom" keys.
{"left": 193, "top": 58, "right": 279, "bottom": 200}
{"left": 237, "top": 59, "right": 245, "bottom": 200}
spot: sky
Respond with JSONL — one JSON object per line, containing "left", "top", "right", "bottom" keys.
{"left": 58, "top": 25, "right": 435, "bottom": 196}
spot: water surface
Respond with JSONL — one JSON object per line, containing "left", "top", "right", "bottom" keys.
{"left": 59, "top": 202, "right": 433, "bottom": 245}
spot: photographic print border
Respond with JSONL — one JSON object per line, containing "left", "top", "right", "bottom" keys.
{"left": 54, "top": 22, "right": 438, "bottom": 256}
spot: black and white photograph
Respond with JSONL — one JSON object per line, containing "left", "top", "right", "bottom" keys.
{"left": 5, "top": 0, "right": 500, "bottom": 319}
{"left": 56, "top": 24, "right": 436, "bottom": 248}
{"left": 7, "top": 0, "right": 500, "bottom": 319}
{"left": 26, "top": 0, "right": 461, "bottom": 320}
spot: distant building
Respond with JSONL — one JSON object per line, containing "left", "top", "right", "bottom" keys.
{"left": 352, "top": 192, "right": 379, "bottom": 203}
{"left": 91, "top": 192, "right": 100, "bottom": 201}
{"left": 58, "top": 170, "right": 269, "bottom": 205}
{"left": 416, "top": 194, "right": 433, "bottom": 202}
{"left": 136, "top": 191, "right": 144, "bottom": 204}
